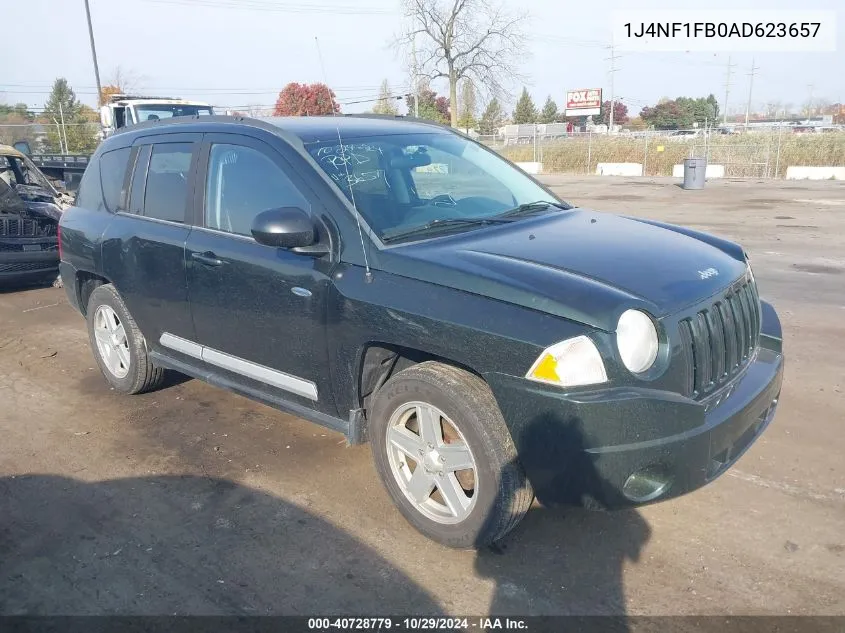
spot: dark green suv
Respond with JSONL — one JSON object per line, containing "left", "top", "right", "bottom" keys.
{"left": 58, "top": 116, "right": 784, "bottom": 548}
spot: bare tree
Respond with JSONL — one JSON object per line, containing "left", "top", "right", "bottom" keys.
{"left": 243, "top": 104, "right": 272, "bottom": 118}
{"left": 764, "top": 101, "right": 783, "bottom": 118}
{"left": 397, "top": 0, "right": 527, "bottom": 127}
{"left": 104, "top": 66, "right": 145, "bottom": 94}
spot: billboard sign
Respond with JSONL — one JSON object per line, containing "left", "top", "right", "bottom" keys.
{"left": 565, "top": 88, "right": 602, "bottom": 117}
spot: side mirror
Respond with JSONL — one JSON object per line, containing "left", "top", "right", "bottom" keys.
{"left": 251, "top": 206, "right": 317, "bottom": 249}
{"left": 99, "top": 106, "right": 113, "bottom": 128}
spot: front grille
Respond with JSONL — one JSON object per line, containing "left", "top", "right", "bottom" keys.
{"left": 679, "top": 278, "right": 761, "bottom": 399}
{"left": 0, "top": 218, "right": 56, "bottom": 237}
{"left": 0, "top": 242, "right": 58, "bottom": 252}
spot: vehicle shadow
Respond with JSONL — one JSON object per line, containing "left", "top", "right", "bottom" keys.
{"left": 475, "top": 413, "right": 652, "bottom": 619}
{"left": 0, "top": 474, "right": 442, "bottom": 615}
{"left": 0, "top": 276, "right": 58, "bottom": 294}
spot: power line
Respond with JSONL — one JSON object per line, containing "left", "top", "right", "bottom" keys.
{"left": 141, "top": 0, "right": 393, "bottom": 14}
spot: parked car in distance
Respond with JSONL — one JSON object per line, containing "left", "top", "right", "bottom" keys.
{"left": 58, "top": 116, "right": 784, "bottom": 548}
{"left": 666, "top": 129, "right": 704, "bottom": 142}
{"left": 1, "top": 145, "right": 73, "bottom": 286}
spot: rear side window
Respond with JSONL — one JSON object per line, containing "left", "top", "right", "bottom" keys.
{"left": 99, "top": 147, "right": 131, "bottom": 212}
{"left": 75, "top": 158, "right": 104, "bottom": 211}
{"left": 142, "top": 143, "right": 193, "bottom": 223}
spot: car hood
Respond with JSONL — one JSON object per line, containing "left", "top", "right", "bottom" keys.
{"left": 376, "top": 209, "right": 748, "bottom": 331}
{"left": 0, "top": 181, "right": 64, "bottom": 224}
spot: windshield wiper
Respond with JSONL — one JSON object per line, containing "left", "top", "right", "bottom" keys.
{"left": 493, "top": 200, "right": 569, "bottom": 219}
{"left": 382, "top": 217, "right": 513, "bottom": 243}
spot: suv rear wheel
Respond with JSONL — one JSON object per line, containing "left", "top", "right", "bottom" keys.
{"left": 369, "top": 361, "right": 534, "bottom": 548}
{"left": 86, "top": 284, "right": 165, "bottom": 394}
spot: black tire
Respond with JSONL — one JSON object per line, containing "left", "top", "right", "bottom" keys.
{"left": 86, "top": 283, "right": 165, "bottom": 394}
{"left": 369, "top": 361, "right": 534, "bottom": 549}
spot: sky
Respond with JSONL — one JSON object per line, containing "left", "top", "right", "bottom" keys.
{"left": 3, "top": 0, "right": 842, "bottom": 119}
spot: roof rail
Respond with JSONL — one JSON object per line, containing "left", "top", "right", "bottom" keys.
{"left": 106, "top": 94, "right": 184, "bottom": 103}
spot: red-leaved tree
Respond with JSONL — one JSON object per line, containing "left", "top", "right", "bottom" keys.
{"left": 596, "top": 100, "right": 629, "bottom": 126}
{"left": 273, "top": 82, "right": 340, "bottom": 116}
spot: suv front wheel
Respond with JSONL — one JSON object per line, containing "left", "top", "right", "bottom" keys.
{"left": 86, "top": 283, "right": 165, "bottom": 394}
{"left": 369, "top": 361, "right": 534, "bottom": 548}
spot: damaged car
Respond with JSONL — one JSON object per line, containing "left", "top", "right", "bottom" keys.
{"left": 0, "top": 145, "right": 73, "bottom": 286}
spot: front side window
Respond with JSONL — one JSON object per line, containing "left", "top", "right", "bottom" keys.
{"left": 204, "top": 143, "right": 308, "bottom": 237}
{"left": 142, "top": 143, "right": 193, "bottom": 223}
{"left": 304, "top": 132, "right": 559, "bottom": 242}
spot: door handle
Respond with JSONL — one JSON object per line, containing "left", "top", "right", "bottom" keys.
{"left": 191, "top": 251, "right": 224, "bottom": 267}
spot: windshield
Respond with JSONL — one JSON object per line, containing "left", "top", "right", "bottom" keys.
{"left": 0, "top": 154, "right": 56, "bottom": 194}
{"left": 134, "top": 104, "right": 213, "bottom": 122}
{"left": 304, "top": 132, "right": 560, "bottom": 242}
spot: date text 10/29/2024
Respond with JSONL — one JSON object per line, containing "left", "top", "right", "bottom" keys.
{"left": 308, "top": 618, "right": 528, "bottom": 630}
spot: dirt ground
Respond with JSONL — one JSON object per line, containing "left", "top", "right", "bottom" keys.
{"left": 1, "top": 175, "right": 843, "bottom": 616}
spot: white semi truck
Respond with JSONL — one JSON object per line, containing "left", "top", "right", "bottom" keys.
{"left": 15, "top": 95, "right": 214, "bottom": 190}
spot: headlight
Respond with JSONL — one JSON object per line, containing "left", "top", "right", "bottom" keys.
{"left": 616, "top": 310, "right": 659, "bottom": 374}
{"left": 526, "top": 335, "right": 608, "bottom": 387}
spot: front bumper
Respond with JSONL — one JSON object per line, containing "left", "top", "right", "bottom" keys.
{"left": 486, "top": 302, "right": 784, "bottom": 509}
{"left": 0, "top": 244, "right": 59, "bottom": 283}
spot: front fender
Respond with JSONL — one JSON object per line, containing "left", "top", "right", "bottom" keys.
{"left": 625, "top": 216, "right": 746, "bottom": 262}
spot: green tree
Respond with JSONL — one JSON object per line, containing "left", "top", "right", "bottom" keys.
{"left": 0, "top": 103, "right": 39, "bottom": 147}
{"left": 539, "top": 96, "right": 559, "bottom": 124}
{"left": 478, "top": 98, "right": 504, "bottom": 135}
{"left": 457, "top": 80, "right": 478, "bottom": 131}
{"left": 512, "top": 88, "right": 537, "bottom": 124}
{"left": 42, "top": 78, "right": 98, "bottom": 153}
{"left": 372, "top": 79, "right": 399, "bottom": 116}
{"left": 640, "top": 95, "right": 720, "bottom": 130}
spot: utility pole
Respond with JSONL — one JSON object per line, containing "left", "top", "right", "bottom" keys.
{"left": 83, "top": 0, "right": 103, "bottom": 109}
{"left": 411, "top": 36, "right": 420, "bottom": 118}
{"left": 58, "top": 102, "right": 69, "bottom": 154}
{"left": 722, "top": 55, "right": 736, "bottom": 125}
{"left": 52, "top": 118, "right": 65, "bottom": 154}
{"left": 806, "top": 84, "right": 815, "bottom": 117}
{"left": 606, "top": 39, "right": 621, "bottom": 132}
{"left": 744, "top": 57, "right": 757, "bottom": 132}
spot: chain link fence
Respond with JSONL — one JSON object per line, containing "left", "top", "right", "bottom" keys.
{"left": 478, "top": 125, "right": 845, "bottom": 179}
{"left": 3, "top": 122, "right": 844, "bottom": 180}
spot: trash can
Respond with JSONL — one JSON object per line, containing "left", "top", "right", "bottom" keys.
{"left": 683, "top": 157, "right": 707, "bottom": 190}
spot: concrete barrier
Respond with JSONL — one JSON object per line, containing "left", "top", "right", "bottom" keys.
{"left": 785, "top": 166, "right": 845, "bottom": 180}
{"left": 515, "top": 161, "right": 542, "bottom": 174}
{"left": 595, "top": 163, "right": 643, "bottom": 177}
{"left": 672, "top": 164, "right": 726, "bottom": 178}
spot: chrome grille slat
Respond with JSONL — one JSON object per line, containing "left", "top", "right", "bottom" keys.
{"left": 0, "top": 218, "right": 54, "bottom": 237}
{"left": 679, "top": 278, "right": 761, "bottom": 399}
{"left": 706, "top": 307, "right": 725, "bottom": 382}
{"left": 719, "top": 301, "right": 738, "bottom": 371}
{"left": 694, "top": 312, "right": 711, "bottom": 391}
{"left": 728, "top": 293, "right": 746, "bottom": 363}
{"left": 678, "top": 320, "right": 695, "bottom": 397}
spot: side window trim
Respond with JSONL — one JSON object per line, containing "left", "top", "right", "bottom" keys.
{"left": 127, "top": 145, "right": 151, "bottom": 215}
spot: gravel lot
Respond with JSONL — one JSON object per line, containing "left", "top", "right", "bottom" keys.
{"left": 1, "top": 175, "right": 843, "bottom": 616}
